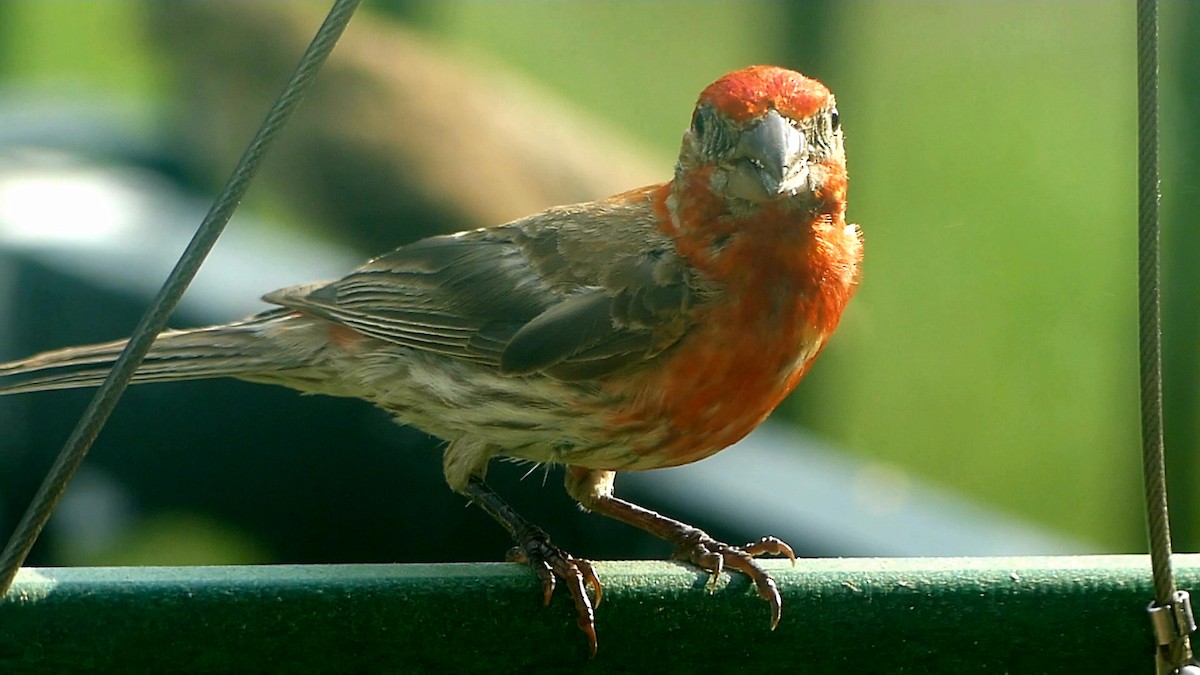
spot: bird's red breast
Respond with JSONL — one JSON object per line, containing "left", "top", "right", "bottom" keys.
{"left": 604, "top": 173, "right": 860, "bottom": 470}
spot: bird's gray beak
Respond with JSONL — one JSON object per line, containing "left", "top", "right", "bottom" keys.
{"left": 726, "top": 109, "right": 809, "bottom": 202}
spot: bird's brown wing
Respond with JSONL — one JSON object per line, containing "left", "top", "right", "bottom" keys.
{"left": 263, "top": 203, "right": 710, "bottom": 381}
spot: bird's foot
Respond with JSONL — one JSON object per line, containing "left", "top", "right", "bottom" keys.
{"left": 672, "top": 530, "right": 796, "bottom": 629}
{"left": 506, "top": 529, "right": 602, "bottom": 657}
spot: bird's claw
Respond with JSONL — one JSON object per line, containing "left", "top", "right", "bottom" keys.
{"left": 672, "top": 531, "right": 796, "bottom": 630}
{"left": 506, "top": 531, "right": 602, "bottom": 657}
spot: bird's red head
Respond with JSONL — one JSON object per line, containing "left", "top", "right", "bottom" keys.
{"left": 697, "top": 65, "right": 832, "bottom": 124}
{"left": 673, "top": 66, "right": 843, "bottom": 213}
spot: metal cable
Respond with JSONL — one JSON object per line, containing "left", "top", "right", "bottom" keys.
{"left": 1137, "top": 0, "right": 1173, "bottom": 607}
{"left": 0, "top": 0, "right": 362, "bottom": 596}
{"left": 1137, "top": 0, "right": 1195, "bottom": 672}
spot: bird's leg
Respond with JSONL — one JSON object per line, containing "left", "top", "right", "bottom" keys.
{"left": 463, "top": 476, "right": 601, "bottom": 656}
{"left": 565, "top": 467, "right": 795, "bottom": 629}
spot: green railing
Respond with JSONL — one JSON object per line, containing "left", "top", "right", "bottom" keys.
{"left": 0, "top": 554, "right": 1182, "bottom": 672}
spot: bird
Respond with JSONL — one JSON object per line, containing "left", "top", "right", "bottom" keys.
{"left": 0, "top": 65, "right": 861, "bottom": 656}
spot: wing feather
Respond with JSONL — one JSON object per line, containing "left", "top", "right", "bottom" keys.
{"left": 263, "top": 192, "right": 712, "bottom": 380}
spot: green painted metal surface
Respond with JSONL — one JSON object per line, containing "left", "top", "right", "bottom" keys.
{"left": 0, "top": 555, "right": 1185, "bottom": 672}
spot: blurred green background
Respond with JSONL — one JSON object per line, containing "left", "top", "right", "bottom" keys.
{"left": 0, "top": 0, "right": 1196, "bottom": 559}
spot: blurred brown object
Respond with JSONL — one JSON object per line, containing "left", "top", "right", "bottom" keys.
{"left": 147, "top": 2, "right": 662, "bottom": 251}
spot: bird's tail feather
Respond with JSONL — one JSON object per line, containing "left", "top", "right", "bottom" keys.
{"left": 0, "top": 309, "right": 304, "bottom": 395}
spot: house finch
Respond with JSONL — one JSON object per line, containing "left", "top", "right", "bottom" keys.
{"left": 0, "top": 65, "right": 860, "bottom": 656}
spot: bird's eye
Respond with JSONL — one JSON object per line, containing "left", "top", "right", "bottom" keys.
{"left": 830, "top": 107, "right": 840, "bottom": 132}
{"left": 691, "top": 109, "right": 706, "bottom": 137}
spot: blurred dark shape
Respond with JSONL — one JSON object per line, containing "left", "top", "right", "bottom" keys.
{"left": 778, "top": 2, "right": 838, "bottom": 85}
{"left": 145, "top": 2, "right": 661, "bottom": 252}
{"left": 1163, "top": 4, "right": 1200, "bottom": 550}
